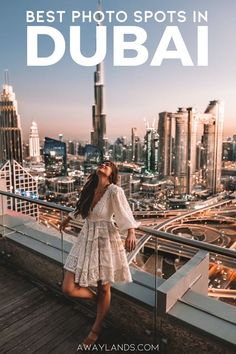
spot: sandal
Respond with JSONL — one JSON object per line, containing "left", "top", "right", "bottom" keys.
{"left": 82, "top": 329, "right": 100, "bottom": 346}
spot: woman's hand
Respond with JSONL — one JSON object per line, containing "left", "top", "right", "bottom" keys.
{"left": 125, "top": 229, "right": 136, "bottom": 252}
{"left": 59, "top": 216, "right": 71, "bottom": 233}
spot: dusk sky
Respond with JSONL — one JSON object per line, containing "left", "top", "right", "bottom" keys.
{"left": 0, "top": 0, "right": 236, "bottom": 142}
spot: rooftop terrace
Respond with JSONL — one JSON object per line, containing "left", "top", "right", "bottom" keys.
{"left": 0, "top": 262, "right": 145, "bottom": 353}
{"left": 0, "top": 190, "right": 235, "bottom": 354}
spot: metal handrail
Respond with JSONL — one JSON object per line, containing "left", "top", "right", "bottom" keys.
{"left": 139, "top": 226, "right": 236, "bottom": 259}
{"left": 0, "top": 189, "right": 236, "bottom": 260}
{"left": 0, "top": 190, "right": 71, "bottom": 213}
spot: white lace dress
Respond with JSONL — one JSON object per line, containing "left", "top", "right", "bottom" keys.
{"left": 63, "top": 183, "right": 141, "bottom": 287}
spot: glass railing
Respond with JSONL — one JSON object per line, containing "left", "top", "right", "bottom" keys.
{"left": 0, "top": 191, "right": 236, "bottom": 289}
{"left": 0, "top": 189, "right": 235, "bottom": 310}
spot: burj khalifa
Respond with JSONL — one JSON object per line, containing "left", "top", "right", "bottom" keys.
{"left": 90, "top": 1, "right": 107, "bottom": 160}
{"left": 91, "top": 61, "right": 107, "bottom": 159}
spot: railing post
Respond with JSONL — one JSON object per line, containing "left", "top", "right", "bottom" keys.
{"left": 0, "top": 189, "right": 7, "bottom": 237}
{"left": 156, "top": 250, "right": 209, "bottom": 315}
{"left": 60, "top": 211, "right": 65, "bottom": 280}
{"left": 154, "top": 236, "right": 159, "bottom": 346}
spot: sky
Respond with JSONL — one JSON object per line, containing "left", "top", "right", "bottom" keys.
{"left": 0, "top": 0, "right": 236, "bottom": 142}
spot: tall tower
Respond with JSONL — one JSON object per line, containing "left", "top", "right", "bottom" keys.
{"left": 0, "top": 72, "right": 38, "bottom": 218}
{"left": 158, "top": 112, "right": 173, "bottom": 178}
{"left": 233, "top": 135, "right": 236, "bottom": 161}
{"left": 131, "top": 128, "right": 137, "bottom": 161}
{"left": 186, "top": 107, "right": 198, "bottom": 194}
{"left": 145, "top": 126, "right": 159, "bottom": 172}
{"left": 90, "top": 3, "right": 107, "bottom": 160}
{"left": 202, "top": 100, "right": 224, "bottom": 194}
{"left": 44, "top": 137, "right": 67, "bottom": 178}
{"left": 91, "top": 60, "right": 107, "bottom": 160}
{"left": 29, "top": 121, "right": 41, "bottom": 163}
{"left": 0, "top": 72, "right": 23, "bottom": 164}
{"left": 173, "top": 107, "right": 198, "bottom": 195}
{"left": 174, "top": 108, "right": 189, "bottom": 194}
{"left": 131, "top": 127, "right": 141, "bottom": 162}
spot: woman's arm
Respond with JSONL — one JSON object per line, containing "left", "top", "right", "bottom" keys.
{"left": 125, "top": 228, "right": 136, "bottom": 252}
{"left": 59, "top": 215, "right": 72, "bottom": 232}
{"left": 110, "top": 185, "right": 141, "bottom": 233}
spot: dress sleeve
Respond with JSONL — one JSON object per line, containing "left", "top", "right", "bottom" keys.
{"left": 110, "top": 186, "right": 141, "bottom": 233}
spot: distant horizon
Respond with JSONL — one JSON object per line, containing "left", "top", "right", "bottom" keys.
{"left": 2, "top": 79, "right": 235, "bottom": 143}
{"left": 21, "top": 121, "right": 236, "bottom": 145}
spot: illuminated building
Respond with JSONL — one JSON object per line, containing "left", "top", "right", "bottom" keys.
{"left": 0, "top": 78, "right": 23, "bottom": 164}
{"left": 131, "top": 128, "right": 142, "bottom": 163}
{"left": 174, "top": 107, "right": 197, "bottom": 195}
{"left": 44, "top": 137, "right": 67, "bottom": 178}
{"left": 118, "top": 172, "right": 131, "bottom": 197}
{"left": 158, "top": 112, "right": 173, "bottom": 178}
{"left": 145, "top": 127, "right": 159, "bottom": 172}
{"left": 91, "top": 61, "right": 107, "bottom": 159}
{"left": 68, "top": 141, "right": 76, "bottom": 155}
{"left": 29, "top": 121, "right": 41, "bottom": 163}
{"left": 202, "top": 100, "right": 224, "bottom": 194}
{"left": 0, "top": 160, "right": 38, "bottom": 217}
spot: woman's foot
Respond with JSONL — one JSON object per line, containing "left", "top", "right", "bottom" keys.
{"left": 82, "top": 328, "right": 101, "bottom": 346}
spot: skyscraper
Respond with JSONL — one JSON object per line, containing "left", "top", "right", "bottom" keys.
{"left": 232, "top": 135, "right": 236, "bottom": 161}
{"left": 158, "top": 112, "right": 173, "bottom": 178}
{"left": 222, "top": 141, "right": 233, "bottom": 161}
{"left": 113, "top": 137, "right": 125, "bottom": 162}
{"left": 44, "top": 137, "right": 67, "bottom": 178}
{"left": 186, "top": 107, "right": 198, "bottom": 194}
{"left": 29, "top": 121, "right": 40, "bottom": 163}
{"left": 174, "top": 108, "right": 189, "bottom": 194}
{"left": 68, "top": 140, "right": 76, "bottom": 155}
{"left": 0, "top": 78, "right": 23, "bottom": 164}
{"left": 0, "top": 160, "right": 38, "bottom": 217}
{"left": 91, "top": 60, "right": 107, "bottom": 160}
{"left": 173, "top": 107, "right": 198, "bottom": 195}
{"left": 202, "top": 100, "right": 224, "bottom": 194}
{"left": 90, "top": 1, "right": 107, "bottom": 159}
{"left": 131, "top": 127, "right": 142, "bottom": 162}
{"left": 131, "top": 128, "right": 137, "bottom": 161}
{"left": 0, "top": 74, "right": 38, "bottom": 218}
{"left": 145, "top": 127, "right": 159, "bottom": 172}
{"left": 158, "top": 100, "right": 224, "bottom": 195}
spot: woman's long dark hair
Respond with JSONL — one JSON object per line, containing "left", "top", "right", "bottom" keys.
{"left": 74, "top": 161, "right": 118, "bottom": 219}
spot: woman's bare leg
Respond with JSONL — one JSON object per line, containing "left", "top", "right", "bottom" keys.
{"left": 62, "top": 270, "right": 97, "bottom": 300}
{"left": 92, "top": 280, "right": 111, "bottom": 332}
{"left": 83, "top": 280, "right": 111, "bottom": 345}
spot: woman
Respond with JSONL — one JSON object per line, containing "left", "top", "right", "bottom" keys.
{"left": 60, "top": 160, "right": 141, "bottom": 346}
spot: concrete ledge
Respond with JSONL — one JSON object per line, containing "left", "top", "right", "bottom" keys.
{"left": 181, "top": 290, "right": 236, "bottom": 324}
{"left": 157, "top": 250, "right": 209, "bottom": 314}
{"left": 168, "top": 296, "right": 236, "bottom": 349}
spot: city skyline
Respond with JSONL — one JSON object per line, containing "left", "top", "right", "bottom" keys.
{"left": 0, "top": 0, "right": 236, "bottom": 140}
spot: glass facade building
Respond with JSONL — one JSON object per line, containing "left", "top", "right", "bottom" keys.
{"left": 202, "top": 100, "right": 224, "bottom": 194}
{"left": 44, "top": 137, "right": 67, "bottom": 178}
{"left": 0, "top": 84, "right": 23, "bottom": 165}
{"left": 29, "top": 121, "right": 40, "bottom": 163}
{"left": 145, "top": 127, "right": 159, "bottom": 172}
{"left": 0, "top": 160, "right": 38, "bottom": 217}
{"left": 91, "top": 62, "right": 107, "bottom": 160}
